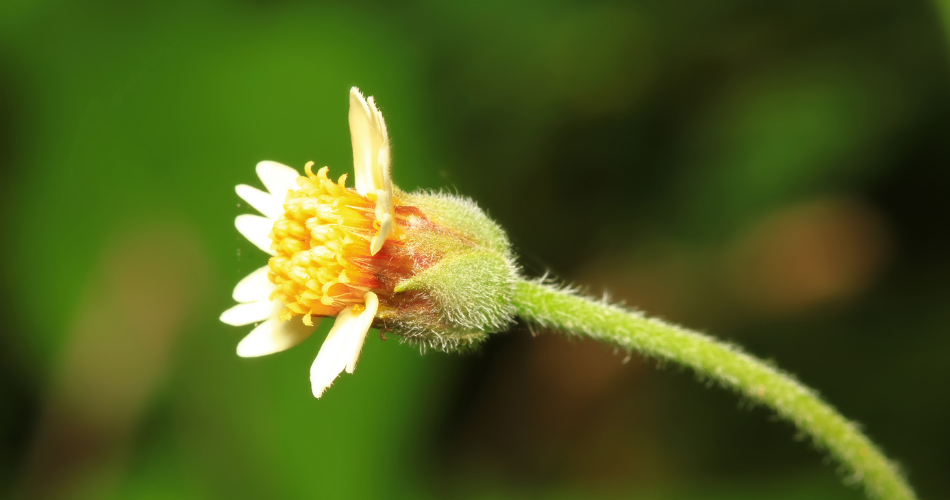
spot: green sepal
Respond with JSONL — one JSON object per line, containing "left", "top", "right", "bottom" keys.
{"left": 395, "top": 250, "right": 515, "bottom": 334}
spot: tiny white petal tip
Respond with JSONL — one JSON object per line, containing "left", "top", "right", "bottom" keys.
{"left": 370, "top": 215, "right": 393, "bottom": 255}
{"left": 255, "top": 160, "right": 300, "bottom": 202}
{"left": 232, "top": 266, "right": 275, "bottom": 303}
{"left": 235, "top": 214, "right": 276, "bottom": 256}
{"left": 219, "top": 299, "right": 276, "bottom": 327}
{"left": 236, "top": 184, "right": 284, "bottom": 221}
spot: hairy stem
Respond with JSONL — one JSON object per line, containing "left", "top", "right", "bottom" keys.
{"left": 512, "top": 279, "right": 916, "bottom": 500}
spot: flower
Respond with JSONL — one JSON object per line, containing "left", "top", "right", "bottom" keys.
{"left": 222, "top": 87, "right": 520, "bottom": 399}
{"left": 221, "top": 87, "right": 398, "bottom": 398}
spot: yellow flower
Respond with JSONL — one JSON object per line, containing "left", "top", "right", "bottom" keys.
{"left": 220, "top": 87, "right": 398, "bottom": 398}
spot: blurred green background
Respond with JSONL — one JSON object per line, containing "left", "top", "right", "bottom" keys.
{"left": 1, "top": 1, "right": 949, "bottom": 499}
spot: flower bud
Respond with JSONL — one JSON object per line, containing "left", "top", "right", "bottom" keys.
{"left": 381, "top": 191, "right": 519, "bottom": 350}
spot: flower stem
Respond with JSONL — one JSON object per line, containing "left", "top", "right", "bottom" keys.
{"left": 512, "top": 279, "right": 917, "bottom": 500}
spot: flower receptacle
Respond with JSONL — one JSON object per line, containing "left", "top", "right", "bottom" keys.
{"left": 380, "top": 191, "right": 520, "bottom": 351}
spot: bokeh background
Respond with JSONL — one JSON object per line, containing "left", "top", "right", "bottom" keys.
{"left": 1, "top": 1, "right": 949, "bottom": 499}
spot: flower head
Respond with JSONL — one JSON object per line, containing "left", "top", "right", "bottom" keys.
{"left": 222, "top": 88, "right": 518, "bottom": 398}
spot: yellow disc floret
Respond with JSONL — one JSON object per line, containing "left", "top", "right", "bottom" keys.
{"left": 267, "top": 162, "right": 409, "bottom": 324}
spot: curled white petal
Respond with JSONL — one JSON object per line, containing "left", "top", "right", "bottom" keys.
{"left": 232, "top": 266, "right": 275, "bottom": 303}
{"left": 236, "top": 184, "right": 284, "bottom": 221}
{"left": 349, "top": 88, "right": 382, "bottom": 197}
{"left": 370, "top": 187, "right": 394, "bottom": 255}
{"left": 348, "top": 87, "right": 395, "bottom": 255}
{"left": 237, "top": 316, "right": 318, "bottom": 358}
{"left": 370, "top": 213, "right": 393, "bottom": 255}
{"left": 255, "top": 160, "right": 300, "bottom": 201}
{"left": 309, "top": 291, "right": 379, "bottom": 398}
{"left": 235, "top": 214, "right": 276, "bottom": 256}
{"left": 344, "top": 292, "right": 378, "bottom": 374}
{"left": 219, "top": 299, "right": 276, "bottom": 327}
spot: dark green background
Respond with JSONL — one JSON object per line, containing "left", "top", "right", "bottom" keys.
{"left": 1, "top": 1, "right": 948, "bottom": 499}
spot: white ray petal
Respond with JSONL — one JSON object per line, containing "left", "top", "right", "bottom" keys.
{"left": 370, "top": 216, "right": 393, "bottom": 256}
{"left": 236, "top": 184, "right": 284, "bottom": 220}
{"left": 232, "top": 266, "right": 275, "bottom": 303}
{"left": 256, "top": 160, "right": 300, "bottom": 201}
{"left": 309, "top": 292, "right": 378, "bottom": 398}
{"left": 349, "top": 88, "right": 395, "bottom": 256}
{"left": 344, "top": 292, "right": 378, "bottom": 373}
{"left": 219, "top": 299, "right": 275, "bottom": 326}
{"left": 367, "top": 95, "right": 392, "bottom": 194}
{"left": 370, "top": 188, "right": 394, "bottom": 255}
{"left": 237, "top": 316, "right": 318, "bottom": 358}
{"left": 235, "top": 214, "right": 276, "bottom": 256}
{"left": 309, "top": 321, "right": 350, "bottom": 398}
{"left": 349, "top": 88, "right": 378, "bottom": 197}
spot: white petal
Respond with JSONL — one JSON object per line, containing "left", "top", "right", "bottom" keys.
{"left": 309, "top": 292, "right": 379, "bottom": 398}
{"left": 309, "top": 322, "right": 350, "bottom": 397}
{"left": 349, "top": 88, "right": 395, "bottom": 256}
{"left": 237, "top": 316, "right": 318, "bottom": 358}
{"left": 344, "top": 292, "right": 378, "bottom": 373}
{"left": 255, "top": 160, "right": 300, "bottom": 200}
{"left": 219, "top": 299, "right": 275, "bottom": 326}
{"left": 370, "top": 188, "right": 395, "bottom": 255}
{"left": 368, "top": 95, "right": 392, "bottom": 195}
{"left": 235, "top": 214, "right": 276, "bottom": 256}
{"left": 349, "top": 88, "right": 392, "bottom": 197}
{"left": 232, "top": 266, "right": 275, "bottom": 303}
{"left": 236, "top": 184, "right": 284, "bottom": 220}
{"left": 370, "top": 213, "right": 393, "bottom": 256}
{"left": 349, "top": 88, "right": 378, "bottom": 197}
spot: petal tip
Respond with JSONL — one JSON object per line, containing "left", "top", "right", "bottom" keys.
{"left": 311, "top": 382, "right": 330, "bottom": 399}
{"left": 219, "top": 310, "right": 234, "bottom": 325}
{"left": 236, "top": 317, "right": 316, "bottom": 358}
{"left": 231, "top": 266, "right": 274, "bottom": 302}
{"left": 255, "top": 161, "right": 301, "bottom": 200}
{"left": 236, "top": 342, "right": 260, "bottom": 358}
{"left": 235, "top": 214, "right": 277, "bottom": 256}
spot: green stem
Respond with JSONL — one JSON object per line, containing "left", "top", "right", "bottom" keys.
{"left": 512, "top": 279, "right": 916, "bottom": 500}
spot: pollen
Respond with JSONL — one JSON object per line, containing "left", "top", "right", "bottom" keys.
{"left": 267, "top": 163, "right": 409, "bottom": 322}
